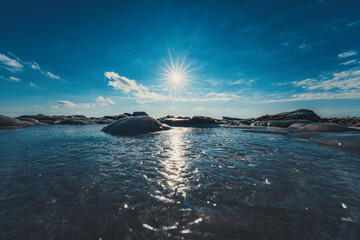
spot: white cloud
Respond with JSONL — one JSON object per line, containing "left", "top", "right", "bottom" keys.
{"left": 95, "top": 96, "right": 115, "bottom": 106}
{"left": 9, "top": 76, "right": 21, "bottom": 82}
{"left": 0, "top": 75, "right": 21, "bottom": 82}
{"left": 106, "top": 71, "right": 243, "bottom": 104}
{"left": 194, "top": 107, "right": 205, "bottom": 111}
{"left": 46, "top": 71, "right": 60, "bottom": 79}
{"left": 50, "top": 105, "right": 59, "bottom": 109}
{"left": 58, "top": 100, "right": 76, "bottom": 107}
{"left": 230, "top": 79, "right": 256, "bottom": 85}
{"left": 57, "top": 100, "right": 93, "bottom": 108}
{"left": 29, "top": 82, "right": 39, "bottom": 88}
{"left": 29, "top": 61, "right": 41, "bottom": 70}
{"left": 0, "top": 53, "right": 23, "bottom": 72}
{"left": 105, "top": 71, "right": 168, "bottom": 103}
{"left": 340, "top": 59, "right": 359, "bottom": 66}
{"left": 338, "top": 50, "right": 358, "bottom": 59}
{"left": 298, "top": 44, "right": 307, "bottom": 49}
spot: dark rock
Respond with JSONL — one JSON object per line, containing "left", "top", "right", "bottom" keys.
{"left": 103, "top": 115, "right": 117, "bottom": 120}
{"left": 116, "top": 114, "right": 127, "bottom": 120}
{"left": 299, "top": 123, "right": 349, "bottom": 132}
{"left": 132, "top": 111, "right": 149, "bottom": 116}
{"left": 256, "top": 109, "right": 320, "bottom": 122}
{"left": 0, "top": 115, "right": 23, "bottom": 129}
{"left": 54, "top": 118, "right": 94, "bottom": 125}
{"left": 102, "top": 116, "right": 170, "bottom": 135}
{"left": 15, "top": 117, "right": 39, "bottom": 123}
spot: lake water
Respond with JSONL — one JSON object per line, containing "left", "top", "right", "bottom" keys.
{"left": 0, "top": 125, "right": 359, "bottom": 239}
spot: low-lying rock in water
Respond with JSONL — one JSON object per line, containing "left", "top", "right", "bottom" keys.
{"left": 15, "top": 117, "right": 39, "bottom": 123}
{"left": 256, "top": 109, "right": 320, "bottom": 122}
{"left": 299, "top": 123, "right": 349, "bottom": 132}
{"left": 159, "top": 115, "right": 219, "bottom": 127}
{"left": 54, "top": 118, "right": 95, "bottom": 125}
{"left": 102, "top": 116, "right": 171, "bottom": 135}
{"left": 315, "top": 133, "right": 360, "bottom": 151}
{"left": 252, "top": 119, "right": 312, "bottom": 128}
{"left": 0, "top": 115, "right": 32, "bottom": 129}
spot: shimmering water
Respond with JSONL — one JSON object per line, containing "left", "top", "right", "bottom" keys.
{"left": 0, "top": 125, "right": 359, "bottom": 239}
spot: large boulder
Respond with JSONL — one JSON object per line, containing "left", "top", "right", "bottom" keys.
{"left": 102, "top": 116, "right": 171, "bottom": 135}
{"left": 0, "top": 115, "right": 35, "bottom": 129}
{"left": 0, "top": 115, "right": 23, "bottom": 129}
{"left": 256, "top": 109, "right": 320, "bottom": 122}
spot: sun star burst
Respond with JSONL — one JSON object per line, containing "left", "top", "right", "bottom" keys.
{"left": 159, "top": 51, "right": 196, "bottom": 95}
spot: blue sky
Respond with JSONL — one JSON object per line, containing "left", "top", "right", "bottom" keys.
{"left": 1, "top": 0, "right": 360, "bottom": 118}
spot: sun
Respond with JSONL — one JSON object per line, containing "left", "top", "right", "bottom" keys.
{"left": 159, "top": 51, "right": 196, "bottom": 94}
{"left": 171, "top": 72, "right": 183, "bottom": 83}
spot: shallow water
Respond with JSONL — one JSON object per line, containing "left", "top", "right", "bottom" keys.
{"left": 0, "top": 125, "right": 359, "bottom": 239}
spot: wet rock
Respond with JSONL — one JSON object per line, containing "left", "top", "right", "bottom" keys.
{"left": 102, "top": 116, "right": 170, "bottom": 135}
{"left": 103, "top": 115, "right": 117, "bottom": 120}
{"left": 192, "top": 116, "right": 217, "bottom": 124}
{"left": 15, "top": 117, "right": 39, "bottom": 123}
{"left": 71, "top": 115, "right": 87, "bottom": 119}
{"left": 132, "top": 111, "right": 148, "bottom": 116}
{"left": 54, "top": 118, "right": 94, "bottom": 125}
{"left": 0, "top": 115, "right": 23, "bottom": 129}
{"left": 267, "top": 119, "right": 311, "bottom": 128}
{"left": 256, "top": 109, "right": 320, "bottom": 122}
{"left": 315, "top": 134, "right": 360, "bottom": 151}
{"left": 159, "top": 115, "right": 219, "bottom": 127}
{"left": 300, "top": 123, "right": 349, "bottom": 132}
{"left": 288, "top": 122, "right": 308, "bottom": 129}
{"left": 116, "top": 114, "right": 127, "bottom": 120}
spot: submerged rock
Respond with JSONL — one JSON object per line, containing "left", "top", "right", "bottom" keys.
{"left": 102, "top": 116, "right": 170, "bottom": 135}
{"left": 299, "top": 123, "right": 349, "bottom": 132}
{"left": 315, "top": 134, "right": 360, "bottom": 151}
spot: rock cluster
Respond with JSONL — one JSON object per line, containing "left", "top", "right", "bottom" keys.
{"left": 158, "top": 115, "right": 220, "bottom": 127}
{"left": 0, "top": 111, "right": 152, "bottom": 129}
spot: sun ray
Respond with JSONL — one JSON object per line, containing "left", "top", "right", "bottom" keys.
{"left": 159, "top": 50, "right": 197, "bottom": 96}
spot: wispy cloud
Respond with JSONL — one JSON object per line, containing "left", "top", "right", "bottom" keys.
{"left": 0, "top": 75, "right": 21, "bottom": 82}
{"left": 347, "top": 19, "right": 360, "bottom": 27}
{"left": 57, "top": 100, "right": 93, "bottom": 108}
{"left": 58, "top": 100, "right": 77, "bottom": 107}
{"left": 95, "top": 96, "right": 115, "bottom": 106}
{"left": 340, "top": 59, "right": 359, "bottom": 66}
{"left": 229, "top": 79, "right": 256, "bottom": 85}
{"left": 194, "top": 107, "right": 205, "bottom": 111}
{"left": 0, "top": 53, "right": 23, "bottom": 72}
{"left": 0, "top": 52, "right": 61, "bottom": 79}
{"left": 46, "top": 71, "right": 60, "bottom": 79}
{"left": 338, "top": 50, "right": 358, "bottom": 59}
{"left": 29, "top": 82, "right": 39, "bottom": 88}
{"left": 50, "top": 105, "right": 59, "bottom": 109}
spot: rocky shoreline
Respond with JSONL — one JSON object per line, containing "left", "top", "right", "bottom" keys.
{"left": 1, "top": 109, "right": 360, "bottom": 151}
{"left": 1, "top": 109, "right": 359, "bottom": 129}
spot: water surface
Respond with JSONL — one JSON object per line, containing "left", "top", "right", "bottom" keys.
{"left": 0, "top": 125, "right": 359, "bottom": 239}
